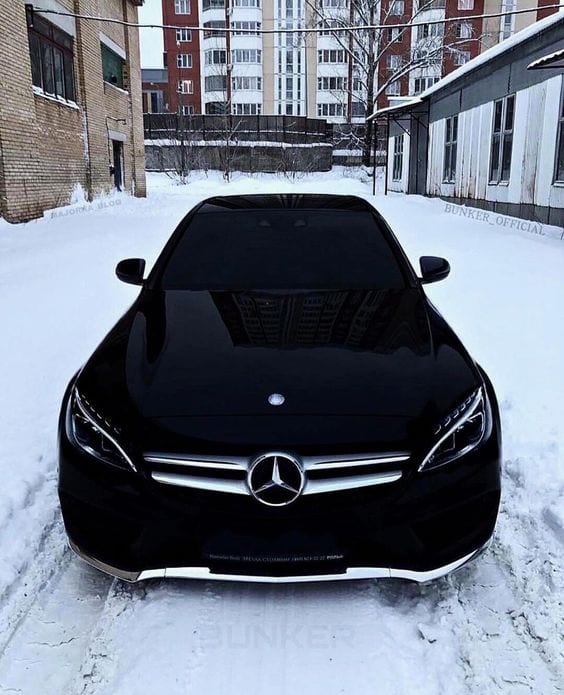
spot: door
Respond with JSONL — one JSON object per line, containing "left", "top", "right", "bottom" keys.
{"left": 112, "top": 140, "right": 124, "bottom": 191}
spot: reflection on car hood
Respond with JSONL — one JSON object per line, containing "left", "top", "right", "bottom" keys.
{"left": 83, "top": 288, "right": 479, "bottom": 424}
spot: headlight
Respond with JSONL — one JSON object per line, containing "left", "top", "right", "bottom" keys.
{"left": 419, "top": 387, "right": 489, "bottom": 472}
{"left": 68, "top": 388, "right": 137, "bottom": 472}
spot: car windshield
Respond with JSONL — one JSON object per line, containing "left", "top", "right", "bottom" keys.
{"left": 159, "top": 209, "right": 407, "bottom": 290}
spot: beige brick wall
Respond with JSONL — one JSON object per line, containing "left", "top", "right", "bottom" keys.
{"left": 0, "top": 0, "right": 146, "bottom": 223}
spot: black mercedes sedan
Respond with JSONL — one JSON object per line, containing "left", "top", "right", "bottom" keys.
{"left": 58, "top": 194, "right": 501, "bottom": 583}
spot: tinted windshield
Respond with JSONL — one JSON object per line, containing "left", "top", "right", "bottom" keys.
{"left": 159, "top": 209, "right": 407, "bottom": 290}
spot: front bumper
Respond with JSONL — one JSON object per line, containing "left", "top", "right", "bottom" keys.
{"left": 68, "top": 536, "right": 492, "bottom": 584}
{"left": 59, "top": 416, "right": 501, "bottom": 583}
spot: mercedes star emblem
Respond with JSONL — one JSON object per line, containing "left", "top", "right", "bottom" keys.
{"left": 248, "top": 453, "right": 305, "bottom": 506}
{"left": 268, "top": 393, "right": 285, "bottom": 406}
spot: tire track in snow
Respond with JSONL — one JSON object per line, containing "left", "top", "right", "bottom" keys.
{"left": 70, "top": 578, "right": 223, "bottom": 695}
{"left": 0, "top": 557, "right": 113, "bottom": 695}
{"left": 0, "top": 468, "right": 68, "bottom": 659}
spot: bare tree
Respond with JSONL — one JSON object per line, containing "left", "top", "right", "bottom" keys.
{"left": 309, "top": 0, "right": 493, "bottom": 165}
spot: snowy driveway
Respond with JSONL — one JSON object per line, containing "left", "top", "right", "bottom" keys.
{"left": 0, "top": 171, "right": 562, "bottom": 694}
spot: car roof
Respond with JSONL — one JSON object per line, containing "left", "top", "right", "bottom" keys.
{"left": 197, "top": 194, "right": 374, "bottom": 213}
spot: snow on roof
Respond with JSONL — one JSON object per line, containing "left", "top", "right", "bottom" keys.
{"left": 369, "top": 98, "right": 422, "bottom": 119}
{"left": 528, "top": 47, "right": 564, "bottom": 69}
{"left": 369, "top": 11, "right": 564, "bottom": 119}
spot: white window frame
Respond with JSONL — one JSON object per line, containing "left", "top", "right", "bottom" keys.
{"left": 177, "top": 53, "right": 193, "bottom": 68}
{"left": 176, "top": 29, "right": 192, "bottom": 42}
{"left": 489, "top": 94, "right": 515, "bottom": 184}
{"left": 174, "top": 0, "right": 191, "bottom": 14}
{"left": 392, "top": 135, "right": 403, "bottom": 181}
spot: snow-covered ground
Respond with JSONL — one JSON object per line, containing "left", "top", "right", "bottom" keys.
{"left": 0, "top": 170, "right": 562, "bottom": 695}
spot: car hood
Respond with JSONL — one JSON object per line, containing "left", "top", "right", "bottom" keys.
{"left": 80, "top": 288, "right": 480, "bottom": 432}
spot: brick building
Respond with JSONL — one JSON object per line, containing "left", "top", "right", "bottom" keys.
{"left": 0, "top": 0, "right": 146, "bottom": 223}
{"left": 162, "top": 0, "right": 202, "bottom": 114}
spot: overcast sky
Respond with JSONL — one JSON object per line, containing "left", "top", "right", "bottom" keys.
{"left": 138, "top": 1, "right": 164, "bottom": 69}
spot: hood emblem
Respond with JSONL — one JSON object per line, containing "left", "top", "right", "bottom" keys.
{"left": 248, "top": 453, "right": 304, "bottom": 506}
{"left": 268, "top": 393, "right": 285, "bottom": 406}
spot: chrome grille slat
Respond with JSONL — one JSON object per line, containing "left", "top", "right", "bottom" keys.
{"left": 303, "top": 454, "right": 409, "bottom": 471}
{"left": 151, "top": 471, "right": 248, "bottom": 495}
{"left": 303, "top": 470, "right": 403, "bottom": 495}
{"left": 145, "top": 455, "right": 246, "bottom": 471}
{"left": 145, "top": 452, "right": 409, "bottom": 496}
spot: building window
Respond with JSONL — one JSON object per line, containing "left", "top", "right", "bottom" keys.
{"left": 175, "top": 0, "right": 191, "bottom": 13}
{"left": 176, "top": 29, "right": 192, "bottom": 42}
{"left": 417, "top": 23, "right": 443, "bottom": 41}
{"left": 181, "top": 105, "right": 195, "bottom": 115}
{"left": 317, "top": 49, "right": 346, "bottom": 64}
{"left": 456, "top": 22, "right": 473, "bottom": 39}
{"left": 232, "top": 103, "right": 262, "bottom": 115}
{"left": 458, "top": 0, "right": 474, "bottom": 8}
{"left": 205, "top": 75, "right": 227, "bottom": 91}
{"left": 205, "top": 49, "right": 227, "bottom": 65}
{"left": 317, "top": 103, "right": 346, "bottom": 117}
{"left": 318, "top": 20, "right": 346, "bottom": 38}
{"left": 27, "top": 16, "right": 76, "bottom": 101}
{"left": 232, "top": 76, "right": 262, "bottom": 90}
{"left": 413, "top": 76, "right": 439, "bottom": 94}
{"left": 554, "top": 85, "right": 564, "bottom": 183}
{"left": 387, "top": 54, "right": 403, "bottom": 70}
{"left": 202, "top": 0, "right": 225, "bottom": 7}
{"left": 454, "top": 50, "right": 470, "bottom": 66}
{"left": 443, "top": 115, "right": 458, "bottom": 183}
{"left": 203, "top": 21, "right": 226, "bottom": 38}
{"left": 500, "top": 0, "right": 516, "bottom": 40}
{"left": 233, "top": 0, "right": 261, "bottom": 7}
{"left": 351, "top": 102, "right": 365, "bottom": 117}
{"left": 392, "top": 135, "right": 403, "bottom": 181}
{"left": 387, "top": 27, "right": 402, "bottom": 43}
{"left": 143, "top": 90, "right": 164, "bottom": 113}
{"left": 232, "top": 49, "right": 262, "bottom": 63}
{"left": 177, "top": 53, "right": 193, "bottom": 68}
{"left": 101, "top": 43, "right": 125, "bottom": 88}
{"left": 386, "top": 80, "right": 401, "bottom": 95}
{"left": 489, "top": 95, "right": 515, "bottom": 183}
{"left": 177, "top": 79, "right": 194, "bottom": 94}
{"left": 317, "top": 76, "right": 347, "bottom": 91}
{"left": 390, "top": 0, "right": 405, "bottom": 15}
{"left": 205, "top": 101, "right": 228, "bottom": 114}
{"left": 232, "top": 21, "right": 262, "bottom": 35}
{"left": 318, "top": 0, "right": 348, "bottom": 7}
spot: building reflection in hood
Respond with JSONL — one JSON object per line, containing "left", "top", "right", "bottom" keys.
{"left": 211, "top": 289, "right": 429, "bottom": 355}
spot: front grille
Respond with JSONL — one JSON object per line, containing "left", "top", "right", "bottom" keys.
{"left": 144, "top": 452, "right": 409, "bottom": 496}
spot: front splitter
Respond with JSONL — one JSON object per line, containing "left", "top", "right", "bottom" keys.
{"left": 68, "top": 537, "right": 491, "bottom": 584}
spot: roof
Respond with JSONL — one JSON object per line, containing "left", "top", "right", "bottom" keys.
{"left": 142, "top": 68, "right": 168, "bottom": 83}
{"left": 369, "top": 98, "right": 422, "bottom": 120}
{"left": 369, "top": 12, "right": 564, "bottom": 120}
{"left": 528, "top": 47, "right": 564, "bottom": 69}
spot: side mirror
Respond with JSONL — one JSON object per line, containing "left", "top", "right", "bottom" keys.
{"left": 116, "top": 258, "right": 146, "bottom": 286}
{"left": 419, "top": 256, "right": 450, "bottom": 284}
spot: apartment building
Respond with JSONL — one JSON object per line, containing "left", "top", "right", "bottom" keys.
{"left": 158, "top": 0, "right": 560, "bottom": 123}
{"left": 0, "top": 0, "right": 146, "bottom": 223}
{"left": 162, "top": 0, "right": 202, "bottom": 113}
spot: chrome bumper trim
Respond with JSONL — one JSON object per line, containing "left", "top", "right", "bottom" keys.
{"left": 69, "top": 539, "right": 489, "bottom": 585}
